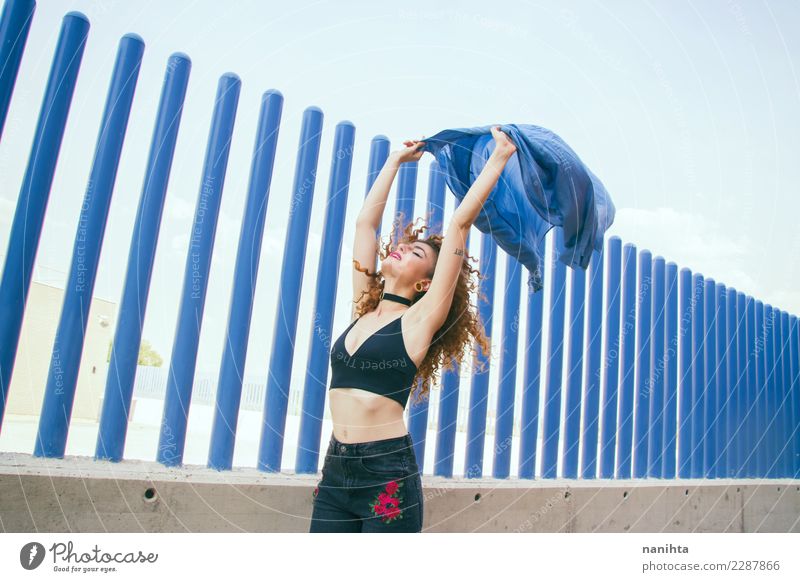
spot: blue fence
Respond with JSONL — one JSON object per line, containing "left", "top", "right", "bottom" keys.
{"left": 0, "top": 0, "right": 798, "bottom": 480}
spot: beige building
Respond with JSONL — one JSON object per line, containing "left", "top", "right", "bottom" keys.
{"left": 5, "top": 280, "right": 117, "bottom": 421}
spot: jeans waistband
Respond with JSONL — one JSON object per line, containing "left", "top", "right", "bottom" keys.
{"left": 329, "top": 432, "right": 413, "bottom": 456}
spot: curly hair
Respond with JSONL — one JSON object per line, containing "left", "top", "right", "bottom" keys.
{"left": 352, "top": 212, "right": 492, "bottom": 406}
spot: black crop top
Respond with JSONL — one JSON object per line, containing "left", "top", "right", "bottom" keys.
{"left": 329, "top": 313, "right": 418, "bottom": 408}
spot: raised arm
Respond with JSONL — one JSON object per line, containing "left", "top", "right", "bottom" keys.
{"left": 410, "top": 127, "right": 517, "bottom": 332}
{"left": 351, "top": 140, "right": 426, "bottom": 318}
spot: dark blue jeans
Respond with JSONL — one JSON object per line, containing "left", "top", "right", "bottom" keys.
{"left": 310, "top": 431, "right": 424, "bottom": 532}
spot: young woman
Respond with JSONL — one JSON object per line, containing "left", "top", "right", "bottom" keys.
{"left": 309, "top": 126, "right": 517, "bottom": 533}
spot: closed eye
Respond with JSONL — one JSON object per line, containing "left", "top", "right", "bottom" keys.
{"left": 413, "top": 252, "right": 422, "bottom": 258}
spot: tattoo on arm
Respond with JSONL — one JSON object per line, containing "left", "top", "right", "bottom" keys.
{"left": 454, "top": 248, "right": 464, "bottom": 256}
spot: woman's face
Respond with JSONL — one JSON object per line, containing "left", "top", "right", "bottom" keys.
{"left": 381, "top": 240, "right": 436, "bottom": 287}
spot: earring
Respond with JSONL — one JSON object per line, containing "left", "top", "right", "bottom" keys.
{"left": 414, "top": 281, "right": 425, "bottom": 292}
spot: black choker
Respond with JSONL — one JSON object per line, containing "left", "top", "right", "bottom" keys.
{"left": 380, "top": 291, "right": 412, "bottom": 306}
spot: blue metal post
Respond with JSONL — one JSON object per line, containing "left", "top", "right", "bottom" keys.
{"left": 716, "top": 284, "right": 730, "bottom": 478}
{"left": 464, "top": 232, "right": 497, "bottom": 478}
{"left": 580, "top": 246, "right": 605, "bottom": 479}
{"left": 777, "top": 309, "right": 789, "bottom": 477}
{"left": 764, "top": 304, "right": 777, "bottom": 477}
{"left": 156, "top": 73, "right": 241, "bottom": 466}
{"left": 690, "top": 274, "right": 705, "bottom": 478}
{"left": 701, "top": 278, "right": 717, "bottom": 477}
{"left": 294, "top": 120, "right": 355, "bottom": 474}
{"left": 541, "top": 229, "right": 567, "bottom": 479}
{"left": 755, "top": 300, "right": 766, "bottom": 476}
{"left": 519, "top": 238, "right": 546, "bottom": 480}
{"left": 207, "top": 90, "right": 284, "bottom": 471}
{"left": 632, "top": 250, "right": 652, "bottom": 478}
{"left": 493, "top": 254, "right": 521, "bottom": 478}
{"left": 598, "top": 237, "right": 622, "bottom": 479}
{"left": 429, "top": 163, "right": 460, "bottom": 477}
{"left": 676, "top": 268, "right": 694, "bottom": 478}
{"left": 734, "top": 291, "right": 753, "bottom": 478}
{"left": 35, "top": 33, "right": 143, "bottom": 458}
{"left": 789, "top": 315, "right": 799, "bottom": 478}
{"left": 366, "top": 136, "right": 390, "bottom": 273}
{"left": 0, "top": 0, "right": 36, "bottom": 137}
{"left": 394, "top": 160, "right": 417, "bottom": 229}
{"left": 743, "top": 295, "right": 757, "bottom": 477}
{"left": 647, "top": 256, "right": 665, "bottom": 477}
{"left": 733, "top": 291, "right": 746, "bottom": 477}
{"left": 662, "top": 262, "right": 678, "bottom": 478}
{"left": 616, "top": 243, "right": 637, "bottom": 478}
{"left": 779, "top": 311, "right": 791, "bottom": 476}
{"left": 0, "top": 11, "right": 88, "bottom": 431}
{"left": 562, "top": 258, "right": 586, "bottom": 479}
{"left": 409, "top": 160, "right": 446, "bottom": 469}
{"left": 725, "top": 287, "right": 739, "bottom": 477}
{"left": 96, "top": 53, "right": 191, "bottom": 462}
{"left": 258, "top": 106, "right": 323, "bottom": 472}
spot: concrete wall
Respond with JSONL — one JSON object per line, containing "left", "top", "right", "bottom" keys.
{"left": 5, "top": 281, "right": 117, "bottom": 421}
{"left": 1, "top": 452, "right": 798, "bottom": 533}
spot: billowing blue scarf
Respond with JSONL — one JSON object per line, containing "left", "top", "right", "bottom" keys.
{"left": 419, "top": 123, "right": 616, "bottom": 292}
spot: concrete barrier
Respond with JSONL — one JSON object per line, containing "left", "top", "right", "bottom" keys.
{"left": 1, "top": 452, "right": 798, "bottom": 533}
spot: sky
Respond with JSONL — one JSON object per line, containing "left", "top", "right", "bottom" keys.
{"left": 1, "top": 0, "right": 798, "bottom": 390}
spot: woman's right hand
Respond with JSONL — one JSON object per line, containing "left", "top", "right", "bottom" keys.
{"left": 392, "top": 139, "right": 426, "bottom": 163}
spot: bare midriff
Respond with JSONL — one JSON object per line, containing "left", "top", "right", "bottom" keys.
{"left": 329, "top": 387, "right": 407, "bottom": 443}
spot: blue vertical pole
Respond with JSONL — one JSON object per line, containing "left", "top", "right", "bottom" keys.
{"left": 712, "top": 283, "right": 729, "bottom": 478}
{"left": 789, "top": 315, "right": 799, "bottom": 478}
{"left": 632, "top": 250, "right": 652, "bottom": 478}
{"left": 733, "top": 291, "right": 746, "bottom": 477}
{"left": 662, "top": 262, "right": 678, "bottom": 478}
{"left": 726, "top": 288, "right": 739, "bottom": 477}
{"left": 755, "top": 300, "right": 766, "bottom": 477}
{"left": 562, "top": 258, "right": 586, "bottom": 478}
{"left": 393, "top": 160, "right": 417, "bottom": 236}
{"left": 411, "top": 161, "right": 445, "bottom": 470}
{"left": 95, "top": 53, "right": 190, "bottom": 462}
{"left": 428, "top": 162, "right": 471, "bottom": 477}
{"left": 207, "top": 90, "right": 284, "bottom": 471}
{"left": 366, "top": 136, "right": 390, "bottom": 273}
{"left": 0, "top": 11, "right": 88, "bottom": 431}
{"left": 647, "top": 256, "right": 665, "bottom": 477}
{"left": 744, "top": 295, "right": 757, "bottom": 477}
{"left": 258, "top": 106, "right": 323, "bottom": 472}
{"left": 541, "top": 229, "right": 567, "bottom": 479}
{"left": 0, "top": 0, "right": 36, "bottom": 137}
{"left": 464, "top": 232, "right": 497, "bottom": 478}
{"left": 34, "top": 33, "right": 143, "bottom": 458}
{"left": 677, "top": 268, "right": 694, "bottom": 478}
{"left": 690, "top": 274, "right": 705, "bottom": 478}
{"left": 599, "top": 237, "right": 622, "bottom": 479}
{"left": 616, "top": 243, "right": 637, "bottom": 478}
{"left": 580, "top": 245, "right": 605, "bottom": 479}
{"left": 519, "top": 238, "right": 546, "bottom": 479}
{"left": 492, "top": 254, "right": 521, "bottom": 478}
{"left": 779, "top": 311, "right": 791, "bottom": 476}
{"left": 156, "top": 73, "right": 241, "bottom": 466}
{"left": 294, "top": 120, "right": 355, "bottom": 474}
{"left": 764, "top": 305, "right": 777, "bottom": 477}
{"left": 734, "top": 291, "right": 753, "bottom": 478}
{"left": 701, "top": 278, "right": 717, "bottom": 477}
{"left": 777, "top": 309, "right": 787, "bottom": 477}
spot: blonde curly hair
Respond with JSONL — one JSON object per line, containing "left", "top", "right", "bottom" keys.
{"left": 352, "top": 212, "right": 492, "bottom": 406}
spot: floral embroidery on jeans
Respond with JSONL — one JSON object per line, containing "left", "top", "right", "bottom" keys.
{"left": 370, "top": 480, "right": 404, "bottom": 523}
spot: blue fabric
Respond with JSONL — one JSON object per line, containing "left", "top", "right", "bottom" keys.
{"left": 419, "top": 123, "right": 616, "bottom": 293}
